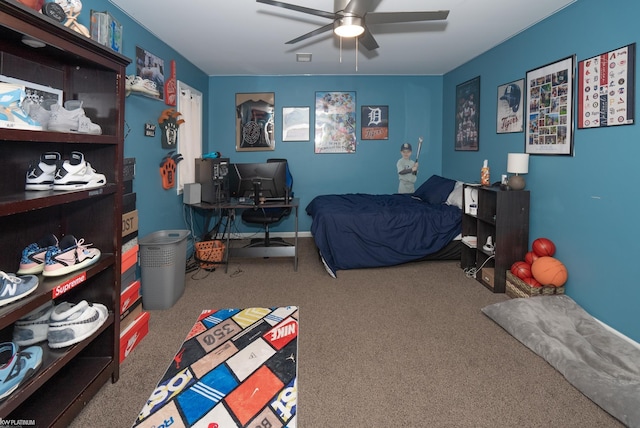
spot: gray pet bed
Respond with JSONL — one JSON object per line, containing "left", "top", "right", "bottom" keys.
{"left": 482, "top": 295, "right": 640, "bottom": 427}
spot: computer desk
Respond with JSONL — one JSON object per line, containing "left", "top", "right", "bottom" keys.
{"left": 188, "top": 198, "right": 299, "bottom": 273}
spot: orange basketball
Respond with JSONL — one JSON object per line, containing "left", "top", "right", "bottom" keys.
{"left": 532, "top": 238, "right": 556, "bottom": 257}
{"left": 511, "top": 261, "right": 531, "bottom": 280}
{"left": 531, "top": 256, "right": 567, "bottom": 287}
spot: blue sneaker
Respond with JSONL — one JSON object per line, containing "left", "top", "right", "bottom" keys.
{"left": 17, "top": 233, "right": 59, "bottom": 274}
{"left": 0, "top": 272, "right": 38, "bottom": 307}
{"left": 0, "top": 342, "right": 43, "bottom": 401}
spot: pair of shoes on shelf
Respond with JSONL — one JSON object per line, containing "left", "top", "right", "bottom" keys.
{"left": 13, "top": 300, "right": 108, "bottom": 349}
{"left": 125, "top": 75, "right": 160, "bottom": 98}
{"left": 17, "top": 234, "right": 101, "bottom": 277}
{"left": 25, "top": 151, "right": 106, "bottom": 191}
{"left": 0, "top": 342, "right": 43, "bottom": 401}
{"left": 47, "top": 100, "right": 101, "bottom": 134}
{"left": 0, "top": 272, "right": 39, "bottom": 307}
{"left": 0, "top": 83, "right": 42, "bottom": 130}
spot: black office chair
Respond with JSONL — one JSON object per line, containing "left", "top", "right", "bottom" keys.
{"left": 241, "top": 158, "right": 293, "bottom": 247}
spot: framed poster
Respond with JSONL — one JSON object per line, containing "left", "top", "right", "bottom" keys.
{"left": 282, "top": 106, "right": 309, "bottom": 141}
{"left": 361, "top": 105, "right": 389, "bottom": 140}
{"left": 455, "top": 76, "right": 480, "bottom": 151}
{"left": 314, "top": 91, "right": 357, "bottom": 153}
{"left": 497, "top": 79, "right": 524, "bottom": 133}
{"left": 578, "top": 43, "right": 635, "bottom": 128}
{"left": 135, "top": 46, "right": 165, "bottom": 100}
{"left": 525, "top": 55, "right": 575, "bottom": 156}
{"left": 236, "top": 92, "right": 275, "bottom": 151}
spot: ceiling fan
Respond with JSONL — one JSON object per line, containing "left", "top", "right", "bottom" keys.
{"left": 256, "top": 0, "right": 450, "bottom": 51}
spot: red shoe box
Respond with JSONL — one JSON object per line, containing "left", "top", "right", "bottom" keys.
{"left": 120, "top": 310, "right": 149, "bottom": 363}
{"left": 121, "top": 243, "right": 138, "bottom": 274}
{"left": 120, "top": 279, "right": 141, "bottom": 315}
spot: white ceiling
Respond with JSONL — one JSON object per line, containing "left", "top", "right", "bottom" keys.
{"left": 109, "top": 0, "right": 575, "bottom": 76}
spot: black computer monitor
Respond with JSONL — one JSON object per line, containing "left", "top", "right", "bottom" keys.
{"left": 231, "top": 161, "right": 288, "bottom": 199}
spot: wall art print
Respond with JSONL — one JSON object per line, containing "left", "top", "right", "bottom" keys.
{"left": 315, "top": 91, "right": 356, "bottom": 154}
{"left": 525, "top": 55, "right": 575, "bottom": 156}
{"left": 282, "top": 106, "right": 309, "bottom": 141}
{"left": 236, "top": 93, "right": 275, "bottom": 151}
{"left": 135, "top": 46, "right": 165, "bottom": 100}
{"left": 578, "top": 43, "right": 635, "bottom": 129}
{"left": 455, "top": 76, "right": 480, "bottom": 151}
{"left": 361, "top": 105, "right": 388, "bottom": 140}
{"left": 497, "top": 79, "right": 524, "bottom": 133}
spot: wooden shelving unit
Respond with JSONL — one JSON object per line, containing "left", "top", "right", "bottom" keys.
{"left": 0, "top": 1, "right": 130, "bottom": 425}
{"left": 460, "top": 184, "right": 530, "bottom": 293}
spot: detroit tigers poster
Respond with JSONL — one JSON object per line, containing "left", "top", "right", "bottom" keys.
{"left": 361, "top": 105, "right": 389, "bottom": 140}
{"left": 497, "top": 79, "right": 524, "bottom": 133}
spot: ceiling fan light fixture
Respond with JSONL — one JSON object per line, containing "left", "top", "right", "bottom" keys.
{"left": 333, "top": 16, "right": 364, "bottom": 38}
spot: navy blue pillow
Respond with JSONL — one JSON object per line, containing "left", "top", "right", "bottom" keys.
{"left": 413, "top": 175, "right": 456, "bottom": 204}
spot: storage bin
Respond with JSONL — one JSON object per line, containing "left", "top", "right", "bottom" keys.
{"left": 139, "top": 230, "right": 190, "bottom": 310}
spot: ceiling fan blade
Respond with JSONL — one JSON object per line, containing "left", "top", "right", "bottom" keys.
{"left": 285, "top": 23, "right": 334, "bottom": 44}
{"left": 256, "top": 0, "right": 338, "bottom": 20}
{"left": 343, "top": 0, "right": 375, "bottom": 16}
{"left": 366, "top": 10, "right": 450, "bottom": 25}
{"left": 359, "top": 26, "right": 379, "bottom": 50}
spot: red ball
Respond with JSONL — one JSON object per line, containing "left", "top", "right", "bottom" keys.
{"left": 524, "top": 251, "right": 539, "bottom": 265}
{"left": 522, "top": 277, "right": 542, "bottom": 288}
{"left": 532, "top": 238, "right": 556, "bottom": 257}
{"left": 531, "top": 256, "right": 567, "bottom": 286}
{"left": 511, "top": 261, "right": 532, "bottom": 280}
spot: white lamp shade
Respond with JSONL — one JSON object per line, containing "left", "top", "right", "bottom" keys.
{"left": 507, "top": 153, "right": 529, "bottom": 174}
{"left": 334, "top": 17, "right": 365, "bottom": 38}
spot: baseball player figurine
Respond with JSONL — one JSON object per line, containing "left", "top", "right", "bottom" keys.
{"left": 397, "top": 142, "right": 419, "bottom": 193}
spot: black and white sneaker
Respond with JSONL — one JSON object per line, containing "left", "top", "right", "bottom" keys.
{"left": 53, "top": 151, "right": 107, "bottom": 191}
{"left": 25, "top": 152, "right": 61, "bottom": 191}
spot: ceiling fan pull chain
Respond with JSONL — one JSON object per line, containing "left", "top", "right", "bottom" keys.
{"left": 355, "top": 37, "right": 358, "bottom": 72}
{"left": 339, "top": 36, "right": 343, "bottom": 63}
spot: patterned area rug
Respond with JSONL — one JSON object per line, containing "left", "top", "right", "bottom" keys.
{"left": 133, "top": 307, "right": 299, "bottom": 427}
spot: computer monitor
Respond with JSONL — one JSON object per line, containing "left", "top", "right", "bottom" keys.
{"left": 231, "top": 161, "right": 288, "bottom": 200}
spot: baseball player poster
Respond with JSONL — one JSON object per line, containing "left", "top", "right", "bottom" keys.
{"left": 497, "top": 79, "right": 524, "bottom": 133}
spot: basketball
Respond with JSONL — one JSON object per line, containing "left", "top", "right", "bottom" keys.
{"left": 524, "top": 251, "right": 539, "bottom": 265}
{"left": 511, "top": 261, "right": 532, "bottom": 280}
{"left": 532, "top": 238, "right": 556, "bottom": 257}
{"left": 531, "top": 256, "right": 567, "bottom": 286}
{"left": 523, "top": 277, "right": 542, "bottom": 288}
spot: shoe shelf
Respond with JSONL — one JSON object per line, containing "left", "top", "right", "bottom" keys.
{"left": 0, "top": 1, "right": 130, "bottom": 425}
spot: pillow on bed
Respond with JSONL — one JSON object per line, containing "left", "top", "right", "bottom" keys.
{"left": 445, "top": 181, "right": 464, "bottom": 209}
{"left": 413, "top": 175, "right": 456, "bottom": 204}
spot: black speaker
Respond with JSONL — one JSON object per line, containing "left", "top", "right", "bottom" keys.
{"left": 195, "top": 158, "right": 230, "bottom": 203}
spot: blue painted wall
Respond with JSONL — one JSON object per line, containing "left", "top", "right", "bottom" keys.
{"left": 207, "top": 75, "right": 443, "bottom": 233}
{"left": 83, "top": 0, "right": 210, "bottom": 238}
{"left": 443, "top": 0, "right": 640, "bottom": 342}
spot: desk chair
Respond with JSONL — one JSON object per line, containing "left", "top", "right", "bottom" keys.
{"left": 241, "top": 159, "right": 293, "bottom": 247}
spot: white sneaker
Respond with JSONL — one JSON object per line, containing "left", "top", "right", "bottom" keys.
{"left": 13, "top": 301, "right": 56, "bottom": 346}
{"left": 25, "top": 151, "right": 61, "bottom": 191}
{"left": 47, "top": 101, "right": 102, "bottom": 134}
{"left": 47, "top": 300, "right": 108, "bottom": 348}
{"left": 22, "top": 98, "right": 57, "bottom": 129}
{"left": 53, "top": 151, "right": 106, "bottom": 191}
{"left": 128, "top": 76, "right": 160, "bottom": 97}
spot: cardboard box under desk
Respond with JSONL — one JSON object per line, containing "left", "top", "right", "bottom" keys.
{"left": 481, "top": 267, "right": 495, "bottom": 288}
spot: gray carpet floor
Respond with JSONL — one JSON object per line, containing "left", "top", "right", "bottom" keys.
{"left": 70, "top": 237, "right": 622, "bottom": 427}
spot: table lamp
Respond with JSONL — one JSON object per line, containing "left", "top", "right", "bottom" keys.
{"left": 507, "top": 153, "right": 529, "bottom": 190}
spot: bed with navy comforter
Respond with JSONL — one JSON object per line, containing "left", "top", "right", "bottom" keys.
{"left": 306, "top": 175, "right": 463, "bottom": 277}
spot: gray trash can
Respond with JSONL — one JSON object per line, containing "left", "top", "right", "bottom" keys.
{"left": 138, "top": 230, "right": 190, "bottom": 310}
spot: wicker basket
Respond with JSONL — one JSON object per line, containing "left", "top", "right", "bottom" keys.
{"left": 195, "top": 240, "right": 225, "bottom": 270}
{"left": 506, "top": 271, "right": 565, "bottom": 298}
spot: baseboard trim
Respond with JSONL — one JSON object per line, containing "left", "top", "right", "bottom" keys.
{"left": 595, "top": 318, "right": 640, "bottom": 351}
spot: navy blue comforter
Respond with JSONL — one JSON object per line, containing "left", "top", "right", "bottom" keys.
{"left": 306, "top": 193, "right": 461, "bottom": 276}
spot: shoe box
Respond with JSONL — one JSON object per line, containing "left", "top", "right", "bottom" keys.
{"left": 120, "top": 279, "right": 140, "bottom": 315}
{"left": 120, "top": 310, "right": 149, "bottom": 363}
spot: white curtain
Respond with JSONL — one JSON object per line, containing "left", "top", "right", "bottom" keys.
{"left": 176, "top": 81, "right": 203, "bottom": 194}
